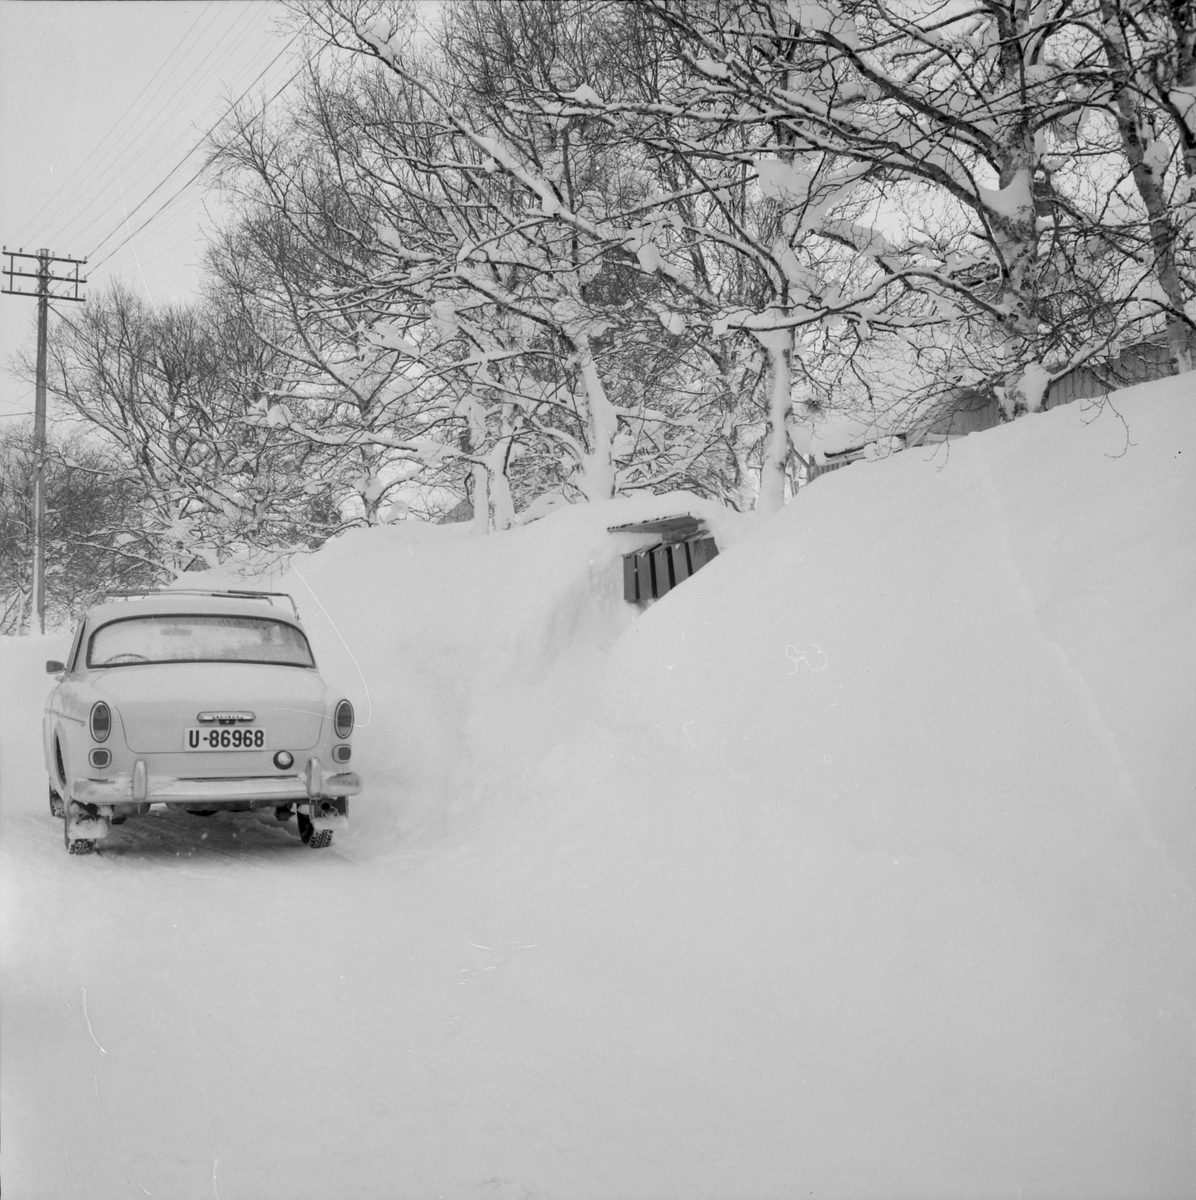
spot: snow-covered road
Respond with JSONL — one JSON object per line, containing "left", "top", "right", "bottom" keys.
{"left": 6, "top": 633, "right": 880, "bottom": 1200}
{"left": 2, "top": 636, "right": 466, "bottom": 1199}
{"left": 7, "top": 628, "right": 849, "bottom": 1200}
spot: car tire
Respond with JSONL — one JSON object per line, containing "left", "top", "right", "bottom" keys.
{"left": 296, "top": 812, "right": 333, "bottom": 848}
{"left": 49, "top": 785, "right": 65, "bottom": 819}
{"left": 63, "top": 811, "right": 95, "bottom": 855}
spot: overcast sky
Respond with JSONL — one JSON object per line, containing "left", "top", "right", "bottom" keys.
{"left": 0, "top": 1, "right": 300, "bottom": 423}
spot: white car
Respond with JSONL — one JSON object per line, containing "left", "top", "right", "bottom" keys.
{"left": 43, "top": 589, "right": 362, "bottom": 854}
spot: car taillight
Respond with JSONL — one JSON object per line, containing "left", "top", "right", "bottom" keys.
{"left": 334, "top": 700, "right": 354, "bottom": 739}
{"left": 90, "top": 702, "right": 111, "bottom": 743}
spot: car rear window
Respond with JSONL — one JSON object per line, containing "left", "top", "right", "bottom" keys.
{"left": 88, "top": 615, "right": 315, "bottom": 669}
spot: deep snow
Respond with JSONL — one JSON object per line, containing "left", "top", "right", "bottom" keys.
{"left": 1, "top": 376, "right": 1193, "bottom": 1199}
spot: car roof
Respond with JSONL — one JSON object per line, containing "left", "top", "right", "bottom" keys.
{"left": 85, "top": 590, "right": 305, "bottom": 630}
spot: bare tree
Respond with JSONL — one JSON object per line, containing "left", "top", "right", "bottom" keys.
{"left": 36, "top": 284, "right": 346, "bottom": 572}
{"left": 203, "top": 0, "right": 1187, "bottom": 528}
{"left": 636, "top": 0, "right": 1187, "bottom": 421}
{"left": 211, "top": 1, "right": 772, "bottom": 522}
{"left": 0, "top": 424, "right": 160, "bottom": 632}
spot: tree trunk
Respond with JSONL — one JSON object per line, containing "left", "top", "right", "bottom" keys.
{"left": 456, "top": 395, "right": 492, "bottom": 534}
{"left": 756, "top": 327, "right": 793, "bottom": 514}
{"left": 488, "top": 432, "right": 515, "bottom": 532}
{"left": 1100, "top": 0, "right": 1193, "bottom": 374}
{"left": 470, "top": 460, "right": 490, "bottom": 535}
{"left": 571, "top": 331, "right": 618, "bottom": 502}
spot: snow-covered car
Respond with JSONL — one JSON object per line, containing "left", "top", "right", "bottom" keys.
{"left": 43, "top": 588, "right": 361, "bottom": 854}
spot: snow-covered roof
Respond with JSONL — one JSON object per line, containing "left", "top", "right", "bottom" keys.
{"left": 606, "top": 513, "right": 708, "bottom": 542}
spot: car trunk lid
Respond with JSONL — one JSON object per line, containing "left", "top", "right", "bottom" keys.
{"left": 91, "top": 662, "right": 327, "bottom": 753}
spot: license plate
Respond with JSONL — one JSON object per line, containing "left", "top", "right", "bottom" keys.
{"left": 185, "top": 727, "right": 266, "bottom": 751}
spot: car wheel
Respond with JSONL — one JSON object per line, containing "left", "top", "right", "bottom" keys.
{"left": 49, "top": 785, "right": 65, "bottom": 818}
{"left": 296, "top": 812, "right": 333, "bottom": 848}
{"left": 63, "top": 811, "right": 95, "bottom": 855}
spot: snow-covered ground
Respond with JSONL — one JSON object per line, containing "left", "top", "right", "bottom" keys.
{"left": 2, "top": 376, "right": 1193, "bottom": 1199}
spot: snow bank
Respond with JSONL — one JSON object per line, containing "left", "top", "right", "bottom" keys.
{"left": 568, "top": 378, "right": 1195, "bottom": 1194}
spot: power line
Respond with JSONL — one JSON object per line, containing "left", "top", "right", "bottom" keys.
{"left": 63, "top": 7, "right": 281, "bottom": 253}
{"left": 96, "top": 206, "right": 219, "bottom": 281}
{"left": 87, "top": 54, "right": 307, "bottom": 273}
{"left": 39, "top": 6, "right": 268, "bottom": 251}
{"left": 13, "top": 2, "right": 222, "bottom": 247}
{"left": 120, "top": 223, "right": 216, "bottom": 276}
{"left": 87, "top": 33, "right": 303, "bottom": 261}
{"left": 87, "top": 166, "right": 214, "bottom": 274}
{"left": 32, "top": 6, "right": 282, "bottom": 258}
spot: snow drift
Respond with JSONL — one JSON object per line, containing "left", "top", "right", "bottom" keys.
{"left": 1, "top": 376, "right": 1192, "bottom": 1199}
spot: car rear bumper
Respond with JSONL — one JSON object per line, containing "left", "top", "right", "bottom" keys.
{"left": 72, "top": 770, "right": 362, "bottom": 806}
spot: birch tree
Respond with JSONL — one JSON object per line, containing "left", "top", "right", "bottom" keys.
{"left": 1088, "top": 0, "right": 1194, "bottom": 371}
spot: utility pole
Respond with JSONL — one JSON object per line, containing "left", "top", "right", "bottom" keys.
{"left": 2, "top": 247, "right": 86, "bottom": 633}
